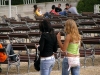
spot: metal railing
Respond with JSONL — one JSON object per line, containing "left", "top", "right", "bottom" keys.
{"left": 54, "top": 0, "right": 79, "bottom": 2}
{"left": 54, "top": 0, "right": 68, "bottom": 1}
{"left": 23, "top": 0, "right": 36, "bottom": 4}
{"left": 0, "top": 0, "right": 6, "bottom": 6}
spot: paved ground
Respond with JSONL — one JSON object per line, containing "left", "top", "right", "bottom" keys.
{"left": 0, "top": 55, "right": 100, "bottom": 75}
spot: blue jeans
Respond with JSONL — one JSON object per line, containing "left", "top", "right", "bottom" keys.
{"left": 59, "top": 10, "right": 67, "bottom": 16}
{"left": 62, "top": 57, "right": 80, "bottom": 75}
{"left": 44, "top": 12, "right": 51, "bottom": 18}
{"left": 6, "top": 44, "right": 16, "bottom": 61}
{"left": 40, "top": 56, "right": 55, "bottom": 75}
{"left": 6, "top": 44, "right": 13, "bottom": 55}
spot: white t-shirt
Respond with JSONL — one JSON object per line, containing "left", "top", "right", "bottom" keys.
{"left": 68, "top": 7, "right": 79, "bottom": 15}
{"left": 39, "top": 10, "right": 42, "bottom": 15}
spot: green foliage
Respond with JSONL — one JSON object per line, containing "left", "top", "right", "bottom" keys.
{"left": 36, "top": 0, "right": 54, "bottom": 3}
{"left": 6, "top": 0, "right": 54, "bottom": 5}
{"left": 11, "top": 0, "right": 23, "bottom": 5}
{"left": 5, "top": 0, "right": 23, "bottom": 5}
{"left": 77, "top": 0, "right": 100, "bottom": 13}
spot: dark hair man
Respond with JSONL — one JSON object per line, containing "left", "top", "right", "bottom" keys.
{"left": 64, "top": 3, "right": 70, "bottom": 10}
{"left": 55, "top": 4, "right": 62, "bottom": 12}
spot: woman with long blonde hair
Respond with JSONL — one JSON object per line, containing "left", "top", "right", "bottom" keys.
{"left": 57, "top": 19, "right": 81, "bottom": 75}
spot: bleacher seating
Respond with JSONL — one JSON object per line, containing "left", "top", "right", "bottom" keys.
{"left": 1, "top": 12, "right": 100, "bottom": 74}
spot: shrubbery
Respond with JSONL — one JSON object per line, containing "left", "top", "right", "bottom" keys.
{"left": 36, "top": 0, "right": 53, "bottom": 3}
{"left": 11, "top": 0, "right": 23, "bottom": 5}
{"left": 77, "top": 0, "right": 100, "bottom": 13}
{"left": 6, "top": 0, "right": 54, "bottom": 5}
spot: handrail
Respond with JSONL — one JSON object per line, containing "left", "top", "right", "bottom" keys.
{"left": 54, "top": 0, "right": 79, "bottom": 2}
{"left": 23, "top": 0, "right": 36, "bottom": 4}
{"left": 54, "top": 0, "right": 68, "bottom": 2}
{"left": 11, "top": 6, "right": 18, "bottom": 18}
{"left": 0, "top": 0, "right": 6, "bottom": 6}
{"left": 0, "top": 0, "right": 36, "bottom": 5}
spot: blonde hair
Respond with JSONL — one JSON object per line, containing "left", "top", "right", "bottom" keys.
{"left": 64, "top": 19, "right": 81, "bottom": 42}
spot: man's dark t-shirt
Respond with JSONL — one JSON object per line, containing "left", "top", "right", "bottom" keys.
{"left": 55, "top": 7, "right": 62, "bottom": 12}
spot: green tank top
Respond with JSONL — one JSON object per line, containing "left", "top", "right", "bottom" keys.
{"left": 67, "top": 42, "right": 79, "bottom": 55}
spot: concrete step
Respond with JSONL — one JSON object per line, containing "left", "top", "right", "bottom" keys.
{"left": 0, "top": 1, "right": 79, "bottom": 20}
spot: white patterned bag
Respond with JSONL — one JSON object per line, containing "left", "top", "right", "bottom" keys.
{"left": 67, "top": 57, "right": 80, "bottom": 71}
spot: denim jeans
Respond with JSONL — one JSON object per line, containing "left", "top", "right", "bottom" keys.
{"left": 6, "top": 44, "right": 13, "bottom": 55}
{"left": 6, "top": 44, "right": 16, "bottom": 61}
{"left": 59, "top": 10, "right": 67, "bottom": 16}
{"left": 62, "top": 57, "right": 80, "bottom": 75}
{"left": 44, "top": 12, "right": 51, "bottom": 18}
{"left": 40, "top": 56, "right": 55, "bottom": 75}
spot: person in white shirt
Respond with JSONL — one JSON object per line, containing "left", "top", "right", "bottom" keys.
{"left": 68, "top": 5, "right": 79, "bottom": 15}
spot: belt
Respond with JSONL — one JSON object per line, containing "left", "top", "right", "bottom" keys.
{"left": 41, "top": 55, "right": 54, "bottom": 60}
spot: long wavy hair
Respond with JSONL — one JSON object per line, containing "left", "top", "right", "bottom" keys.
{"left": 64, "top": 19, "right": 81, "bottom": 42}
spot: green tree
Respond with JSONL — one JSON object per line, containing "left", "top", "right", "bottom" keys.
{"left": 36, "top": 0, "right": 53, "bottom": 3}
{"left": 6, "top": 0, "right": 54, "bottom": 5}
{"left": 77, "top": 0, "right": 100, "bottom": 13}
{"left": 11, "top": 0, "right": 23, "bottom": 5}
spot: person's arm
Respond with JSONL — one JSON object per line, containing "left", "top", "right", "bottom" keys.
{"left": 38, "top": 34, "right": 45, "bottom": 52}
{"left": 53, "top": 11, "right": 59, "bottom": 15}
{"left": 74, "top": 7, "right": 79, "bottom": 15}
{"left": 50, "top": 10, "right": 59, "bottom": 15}
{"left": 57, "top": 32, "right": 70, "bottom": 52}
{"left": 68, "top": 7, "right": 79, "bottom": 15}
{"left": 60, "top": 8, "right": 62, "bottom": 11}
{"left": 53, "top": 37, "right": 57, "bottom": 53}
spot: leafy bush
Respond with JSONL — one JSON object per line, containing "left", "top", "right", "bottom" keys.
{"left": 77, "top": 0, "right": 100, "bottom": 13}
{"left": 6, "top": 0, "right": 54, "bottom": 5}
{"left": 5, "top": 0, "right": 23, "bottom": 5}
{"left": 36, "top": 0, "right": 54, "bottom": 3}
{"left": 11, "top": 0, "right": 23, "bottom": 5}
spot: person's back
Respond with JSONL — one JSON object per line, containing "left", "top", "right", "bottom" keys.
{"left": 67, "top": 42, "right": 80, "bottom": 55}
{"left": 33, "top": 5, "right": 43, "bottom": 17}
{"left": 68, "top": 6, "right": 79, "bottom": 15}
{"left": 50, "top": 5, "right": 59, "bottom": 15}
{"left": 35, "top": 9, "right": 43, "bottom": 16}
{"left": 36, "top": 20, "right": 57, "bottom": 75}
{"left": 55, "top": 7, "right": 62, "bottom": 12}
{"left": 57, "top": 19, "right": 81, "bottom": 75}
{"left": 39, "top": 32, "right": 57, "bottom": 57}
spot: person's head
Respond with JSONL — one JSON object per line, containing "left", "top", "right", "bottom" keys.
{"left": 52, "top": 5, "right": 56, "bottom": 10}
{"left": 65, "top": 3, "right": 70, "bottom": 9}
{"left": 64, "top": 19, "right": 81, "bottom": 41}
{"left": 69, "top": 5, "right": 72, "bottom": 8}
{"left": 38, "top": 7, "right": 41, "bottom": 11}
{"left": 39, "top": 20, "right": 54, "bottom": 33}
{"left": 58, "top": 4, "right": 61, "bottom": 8}
{"left": 33, "top": 5, "right": 38, "bottom": 12}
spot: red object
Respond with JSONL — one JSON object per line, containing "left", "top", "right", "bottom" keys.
{"left": 0, "top": 44, "right": 7, "bottom": 62}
